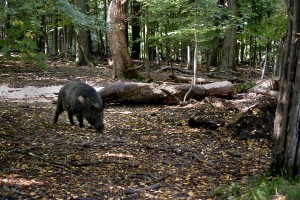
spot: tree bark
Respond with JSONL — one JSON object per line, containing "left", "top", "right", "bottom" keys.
{"left": 52, "top": 13, "right": 58, "bottom": 56}
{"left": 131, "top": 0, "right": 141, "bottom": 59}
{"left": 271, "top": 0, "right": 300, "bottom": 179}
{"left": 75, "top": 0, "right": 93, "bottom": 67}
{"left": 144, "top": 5, "right": 150, "bottom": 78}
{"left": 107, "top": 0, "right": 140, "bottom": 79}
{"left": 219, "top": 0, "right": 237, "bottom": 71}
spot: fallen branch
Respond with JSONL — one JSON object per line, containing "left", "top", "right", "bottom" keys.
{"left": 254, "top": 89, "right": 279, "bottom": 97}
{"left": 190, "top": 153, "right": 213, "bottom": 165}
{"left": 78, "top": 138, "right": 96, "bottom": 148}
{"left": 14, "top": 149, "right": 67, "bottom": 169}
{"left": 226, "top": 151, "right": 242, "bottom": 158}
{"left": 124, "top": 183, "right": 161, "bottom": 195}
{"left": 69, "top": 160, "right": 126, "bottom": 167}
{"left": 145, "top": 144, "right": 212, "bottom": 165}
{"left": 157, "top": 66, "right": 193, "bottom": 75}
{"left": 130, "top": 173, "right": 170, "bottom": 182}
{"left": 169, "top": 75, "right": 208, "bottom": 84}
{"left": 209, "top": 130, "right": 222, "bottom": 139}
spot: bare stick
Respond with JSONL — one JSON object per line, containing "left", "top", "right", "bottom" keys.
{"left": 124, "top": 183, "right": 161, "bottom": 195}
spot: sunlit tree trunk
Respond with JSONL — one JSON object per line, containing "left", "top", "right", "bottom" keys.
{"left": 186, "top": 45, "right": 191, "bottom": 69}
{"left": 38, "top": 14, "right": 47, "bottom": 54}
{"left": 271, "top": 0, "right": 300, "bottom": 179}
{"left": 193, "top": 31, "right": 198, "bottom": 85}
{"left": 273, "top": 41, "right": 285, "bottom": 77}
{"left": 52, "top": 14, "right": 58, "bottom": 55}
{"left": 143, "top": 5, "right": 150, "bottom": 78}
{"left": 107, "top": 0, "right": 140, "bottom": 79}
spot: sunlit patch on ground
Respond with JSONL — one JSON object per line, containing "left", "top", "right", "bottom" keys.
{"left": 0, "top": 174, "right": 46, "bottom": 186}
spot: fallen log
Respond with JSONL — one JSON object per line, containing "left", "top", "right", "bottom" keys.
{"left": 99, "top": 82, "right": 172, "bottom": 104}
{"left": 247, "top": 78, "right": 279, "bottom": 93}
{"left": 99, "top": 81, "right": 234, "bottom": 104}
{"left": 202, "top": 81, "right": 234, "bottom": 97}
{"left": 246, "top": 78, "right": 279, "bottom": 97}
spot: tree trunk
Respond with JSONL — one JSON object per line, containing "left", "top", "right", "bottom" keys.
{"left": 75, "top": 0, "right": 93, "bottom": 67}
{"left": 240, "top": 39, "right": 245, "bottom": 64}
{"left": 261, "top": 46, "right": 268, "bottom": 79}
{"left": 144, "top": 5, "right": 150, "bottom": 78}
{"left": 52, "top": 14, "right": 58, "bottom": 56}
{"left": 186, "top": 45, "right": 191, "bottom": 69}
{"left": 65, "top": 25, "right": 73, "bottom": 56}
{"left": 273, "top": 40, "right": 285, "bottom": 77}
{"left": 271, "top": 0, "right": 300, "bottom": 179}
{"left": 131, "top": 0, "right": 141, "bottom": 59}
{"left": 107, "top": 0, "right": 140, "bottom": 79}
{"left": 39, "top": 14, "right": 46, "bottom": 54}
{"left": 193, "top": 33, "right": 198, "bottom": 85}
{"left": 219, "top": 0, "right": 237, "bottom": 72}
{"left": 103, "top": 0, "right": 108, "bottom": 56}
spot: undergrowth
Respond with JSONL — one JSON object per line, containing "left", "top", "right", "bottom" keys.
{"left": 235, "top": 81, "right": 256, "bottom": 93}
{"left": 213, "top": 174, "right": 300, "bottom": 200}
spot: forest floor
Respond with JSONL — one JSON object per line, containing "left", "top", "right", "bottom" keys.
{"left": 0, "top": 58, "right": 275, "bottom": 199}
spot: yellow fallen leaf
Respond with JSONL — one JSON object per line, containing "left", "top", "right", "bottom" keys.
{"left": 188, "top": 191, "right": 194, "bottom": 197}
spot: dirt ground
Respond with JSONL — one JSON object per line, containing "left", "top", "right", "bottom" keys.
{"left": 0, "top": 59, "right": 274, "bottom": 199}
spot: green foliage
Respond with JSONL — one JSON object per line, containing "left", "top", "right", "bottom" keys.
{"left": 135, "top": 0, "right": 286, "bottom": 62}
{"left": 55, "top": 0, "right": 105, "bottom": 30}
{"left": 0, "top": 0, "right": 287, "bottom": 68}
{"left": 236, "top": 0, "right": 287, "bottom": 57}
{"left": 135, "top": 0, "right": 224, "bottom": 52}
{"left": 235, "top": 81, "right": 256, "bottom": 93}
{"left": 0, "top": 0, "right": 48, "bottom": 67}
{"left": 0, "top": 0, "right": 105, "bottom": 68}
{"left": 214, "top": 175, "right": 300, "bottom": 200}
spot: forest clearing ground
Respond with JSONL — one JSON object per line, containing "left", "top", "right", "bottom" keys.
{"left": 0, "top": 60, "right": 272, "bottom": 199}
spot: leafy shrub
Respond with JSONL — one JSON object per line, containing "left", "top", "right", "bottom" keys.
{"left": 213, "top": 174, "right": 300, "bottom": 200}
{"left": 235, "top": 81, "right": 256, "bottom": 93}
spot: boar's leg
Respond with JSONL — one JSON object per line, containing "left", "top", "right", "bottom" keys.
{"left": 54, "top": 105, "right": 64, "bottom": 124}
{"left": 77, "top": 115, "right": 84, "bottom": 128}
{"left": 67, "top": 112, "right": 75, "bottom": 125}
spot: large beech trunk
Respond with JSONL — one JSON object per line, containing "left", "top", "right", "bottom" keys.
{"left": 271, "top": 0, "right": 300, "bottom": 178}
{"left": 107, "top": 0, "right": 139, "bottom": 79}
{"left": 99, "top": 81, "right": 234, "bottom": 104}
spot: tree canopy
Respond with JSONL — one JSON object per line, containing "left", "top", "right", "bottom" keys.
{"left": 0, "top": 0, "right": 286, "bottom": 72}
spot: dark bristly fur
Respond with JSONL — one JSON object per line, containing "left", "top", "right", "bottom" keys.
{"left": 54, "top": 81, "right": 104, "bottom": 132}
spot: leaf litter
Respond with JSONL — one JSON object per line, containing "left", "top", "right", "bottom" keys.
{"left": 0, "top": 60, "right": 273, "bottom": 199}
